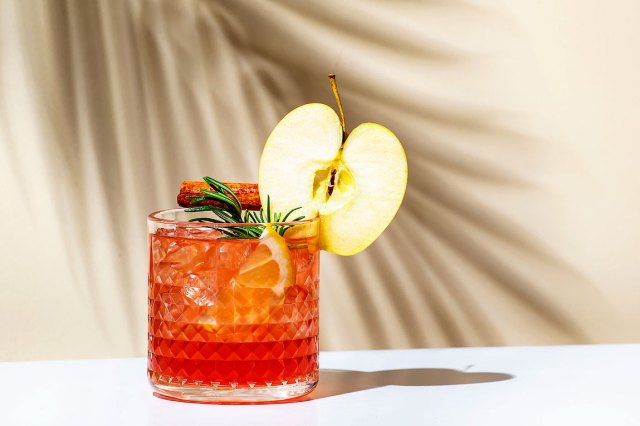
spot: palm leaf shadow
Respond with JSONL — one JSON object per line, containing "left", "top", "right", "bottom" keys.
{"left": 7, "top": 0, "right": 614, "bottom": 357}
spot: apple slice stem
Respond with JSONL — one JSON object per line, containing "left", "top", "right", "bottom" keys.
{"left": 328, "top": 74, "right": 347, "bottom": 141}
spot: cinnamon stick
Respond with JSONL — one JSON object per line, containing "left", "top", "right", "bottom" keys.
{"left": 177, "top": 181, "right": 261, "bottom": 210}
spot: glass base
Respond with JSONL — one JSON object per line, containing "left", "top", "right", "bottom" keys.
{"left": 150, "top": 375, "right": 318, "bottom": 403}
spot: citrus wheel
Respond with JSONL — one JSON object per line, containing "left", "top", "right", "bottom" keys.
{"left": 232, "top": 225, "right": 294, "bottom": 325}
{"left": 236, "top": 225, "right": 293, "bottom": 293}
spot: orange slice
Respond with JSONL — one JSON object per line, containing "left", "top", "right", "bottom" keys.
{"left": 236, "top": 225, "right": 293, "bottom": 293}
{"left": 233, "top": 225, "right": 294, "bottom": 325}
{"left": 199, "top": 226, "right": 294, "bottom": 330}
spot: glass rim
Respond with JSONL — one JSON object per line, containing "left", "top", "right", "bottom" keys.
{"left": 148, "top": 208, "right": 318, "bottom": 228}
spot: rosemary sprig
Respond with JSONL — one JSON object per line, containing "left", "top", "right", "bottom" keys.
{"left": 185, "top": 176, "right": 305, "bottom": 239}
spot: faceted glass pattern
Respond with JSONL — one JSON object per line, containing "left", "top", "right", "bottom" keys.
{"left": 147, "top": 211, "right": 320, "bottom": 402}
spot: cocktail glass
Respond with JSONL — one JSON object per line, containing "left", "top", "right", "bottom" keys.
{"left": 147, "top": 208, "right": 320, "bottom": 403}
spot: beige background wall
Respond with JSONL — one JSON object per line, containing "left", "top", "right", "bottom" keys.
{"left": 501, "top": 0, "right": 640, "bottom": 331}
{"left": 0, "top": 0, "right": 638, "bottom": 361}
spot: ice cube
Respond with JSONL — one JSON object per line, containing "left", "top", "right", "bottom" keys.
{"left": 182, "top": 273, "right": 217, "bottom": 306}
{"left": 155, "top": 264, "right": 182, "bottom": 285}
{"left": 152, "top": 238, "right": 167, "bottom": 265}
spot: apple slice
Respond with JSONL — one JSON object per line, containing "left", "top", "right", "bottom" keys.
{"left": 259, "top": 104, "right": 407, "bottom": 256}
{"left": 318, "top": 122, "right": 407, "bottom": 255}
{"left": 258, "top": 103, "right": 343, "bottom": 220}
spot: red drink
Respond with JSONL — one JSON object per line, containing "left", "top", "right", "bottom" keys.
{"left": 147, "top": 209, "right": 320, "bottom": 402}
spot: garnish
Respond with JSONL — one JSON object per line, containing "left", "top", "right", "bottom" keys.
{"left": 257, "top": 74, "right": 408, "bottom": 255}
{"left": 185, "top": 176, "right": 305, "bottom": 239}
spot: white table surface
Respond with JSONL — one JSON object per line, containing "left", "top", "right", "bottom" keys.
{"left": 2, "top": 344, "right": 639, "bottom": 425}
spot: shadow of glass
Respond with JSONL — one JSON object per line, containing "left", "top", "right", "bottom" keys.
{"left": 305, "top": 368, "right": 513, "bottom": 400}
